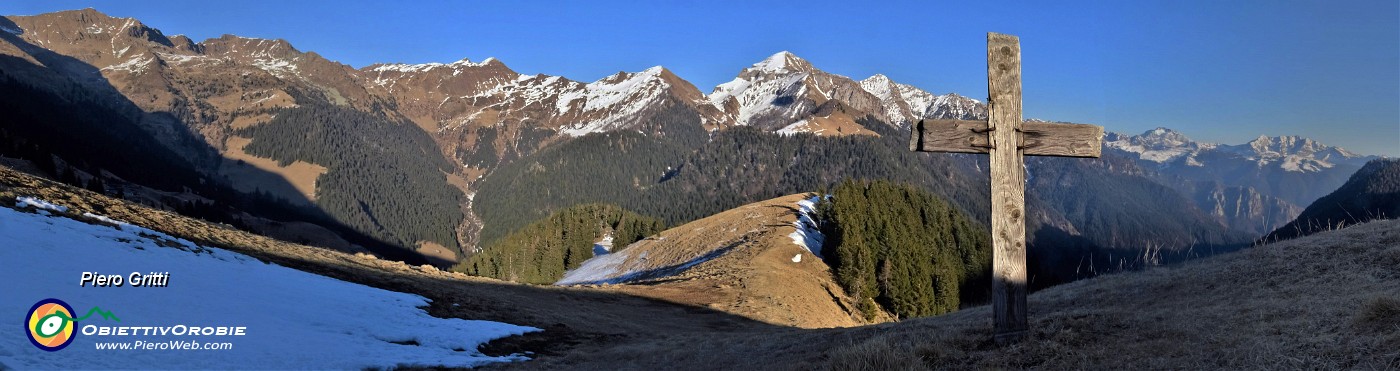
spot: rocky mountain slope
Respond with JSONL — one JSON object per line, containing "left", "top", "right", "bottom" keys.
{"left": 1, "top": 9, "right": 465, "bottom": 262}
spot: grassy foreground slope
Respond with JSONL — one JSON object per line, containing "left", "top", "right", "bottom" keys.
{"left": 539, "top": 218, "right": 1399, "bottom": 370}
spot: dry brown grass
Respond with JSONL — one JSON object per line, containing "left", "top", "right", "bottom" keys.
{"left": 802, "top": 218, "right": 1400, "bottom": 370}
{"left": 530, "top": 215, "right": 1400, "bottom": 370}
{"left": 1356, "top": 296, "right": 1400, "bottom": 330}
{"left": 219, "top": 135, "right": 327, "bottom": 202}
{"left": 575, "top": 194, "right": 873, "bottom": 329}
{"left": 777, "top": 110, "right": 880, "bottom": 137}
{"left": 416, "top": 240, "right": 458, "bottom": 262}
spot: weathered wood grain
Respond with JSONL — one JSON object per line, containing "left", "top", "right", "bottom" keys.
{"left": 986, "top": 31, "right": 1029, "bottom": 345}
{"left": 910, "top": 119, "right": 1104, "bottom": 158}
{"left": 908, "top": 119, "right": 992, "bottom": 154}
{"left": 1020, "top": 122, "right": 1103, "bottom": 157}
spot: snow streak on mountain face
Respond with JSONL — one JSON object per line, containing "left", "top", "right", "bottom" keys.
{"left": 557, "top": 66, "right": 676, "bottom": 136}
{"left": 0, "top": 199, "right": 537, "bottom": 369}
{"left": 858, "top": 74, "right": 986, "bottom": 125}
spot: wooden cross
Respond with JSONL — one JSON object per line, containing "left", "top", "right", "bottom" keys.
{"left": 909, "top": 32, "right": 1104, "bottom": 345}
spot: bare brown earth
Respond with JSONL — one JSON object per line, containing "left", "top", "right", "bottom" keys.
{"left": 569, "top": 194, "right": 877, "bottom": 329}
{"left": 1, "top": 165, "right": 1394, "bottom": 370}
{"left": 416, "top": 240, "right": 458, "bottom": 262}
{"left": 780, "top": 111, "right": 879, "bottom": 137}
{"left": 218, "top": 136, "right": 327, "bottom": 202}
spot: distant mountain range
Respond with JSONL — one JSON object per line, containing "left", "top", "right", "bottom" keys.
{"left": 1103, "top": 127, "right": 1378, "bottom": 235}
{"left": 0, "top": 9, "right": 1383, "bottom": 280}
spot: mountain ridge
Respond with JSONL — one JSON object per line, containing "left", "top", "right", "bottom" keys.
{"left": 1263, "top": 158, "right": 1400, "bottom": 242}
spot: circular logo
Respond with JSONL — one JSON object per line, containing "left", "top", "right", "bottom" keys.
{"left": 26, "top": 298, "right": 76, "bottom": 351}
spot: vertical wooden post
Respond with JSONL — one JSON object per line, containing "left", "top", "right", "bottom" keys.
{"left": 912, "top": 33, "right": 1101, "bottom": 345}
{"left": 986, "top": 32, "right": 1029, "bottom": 345}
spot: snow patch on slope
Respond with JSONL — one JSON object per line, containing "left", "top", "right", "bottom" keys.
{"left": 859, "top": 74, "right": 932, "bottom": 123}
{"left": 592, "top": 233, "right": 615, "bottom": 256}
{"left": 16, "top": 196, "right": 68, "bottom": 213}
{"left": 556, "top": 244, "right": 733, "bottom": 286}
{"left": 155, "top": 52, "right": 211, "bottom": 65}
{"left": 250, "top": 56, "right": 300, "bottom": 78}
{"left": 0, "top": 199, "right": 538, "bottom": 369}
{"left": 775, "top": 120, "right": 816, "bottom": 136}
{"left": 788, "top": 195, "right": 824, "bottom": 257}
{"left": 101, "top": 56, "right": 155, "bottom": 74}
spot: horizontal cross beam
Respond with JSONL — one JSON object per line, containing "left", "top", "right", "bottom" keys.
{"left": 908, "top": 119, "right": 1104, "bottom": 158}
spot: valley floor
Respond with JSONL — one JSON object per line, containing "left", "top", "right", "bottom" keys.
{"left": 1, "top": 166, "right": 1395, "bottom": 369}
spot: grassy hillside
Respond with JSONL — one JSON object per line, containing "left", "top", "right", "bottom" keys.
{"left": 528, "top": 218, "right": 1399, "bottom": 370}
{"left": 551, "top": 194, "right": 878, "bottom": 328}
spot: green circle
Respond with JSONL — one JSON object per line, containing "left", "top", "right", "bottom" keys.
{"left": 34, "top": 313, "right": 69, "bottom": 338}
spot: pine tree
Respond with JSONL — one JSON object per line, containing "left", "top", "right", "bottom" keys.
{"left": 819, "top": 179, "right": 991, "bottom": 319}
{"left": 452, "top": 203, "right": 665, "bottom": 284}
{"left": 86, "top": 176, "right": 106, "bottom": 194}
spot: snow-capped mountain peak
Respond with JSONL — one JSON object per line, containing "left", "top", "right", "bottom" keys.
{"left": 1105, "top": 127, "right": 1214, "bottom": 164}
{"left": 926, "top": 92, "right": 985, "bottom": 120}
{"left": 1246, "top": 135, "right": 1329, "bottom": 157}
{"left": 858, "top": 74, "right": 933, "bottom": 124}
{"left": 1222, "top": 135, "right": 1371, "bottom": 172}
{"left": 748, "top": 51, "right": 814, "bottom": 74}
{"left": 1142, "top": 127, "right": 1195, "bottom": 147}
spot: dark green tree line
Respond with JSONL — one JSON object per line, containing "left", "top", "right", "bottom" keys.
{"left": 237, "top": 102, "right": 464, "bottom": 253}
{"left": 819, "top": 179, "right": 991, "bottom": 320}
{"left": 454, "top": 203, "right": 664, "bottom": 284}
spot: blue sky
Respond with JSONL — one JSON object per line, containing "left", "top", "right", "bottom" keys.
{"left": 5, "top": 1, "right": 1397, "bottom": 156}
